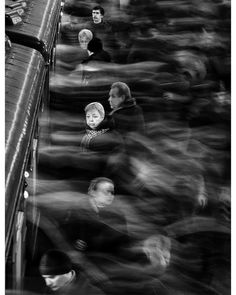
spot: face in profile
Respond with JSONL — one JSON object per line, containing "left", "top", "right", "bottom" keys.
{"left": 86, "top": 108, "right": 104, "bottom": 129}
{"left": 92, "top": 9, "right": 103, "bottom": 24}
{"left": 42, "top": 273, "right": 71, "bottom": 291}
{"left": 108, "top": 87, "right": 124, "bottom": 110}
{"left": 91, "top": 181, "right": 115, "bottom": 208}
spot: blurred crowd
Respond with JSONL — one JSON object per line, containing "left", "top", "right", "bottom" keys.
{"left": 22, "top": 1, "right": 231, "bottom": 295}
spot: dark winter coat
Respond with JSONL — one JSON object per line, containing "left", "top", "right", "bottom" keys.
{"left": 63, "top": 196, "right": 129, "bottom": 254}
{"left": 83, "top": 50, "right": 111, "bottom": 63}
{"left": 108, "top": 97, "right": 145, "bottom": 135}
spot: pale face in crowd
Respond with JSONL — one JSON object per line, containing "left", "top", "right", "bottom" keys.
{"left": 143, "top": 238, "right": 171, "bottom": 268}
{"left": 86, "top": 108, "right": 104, "bottom": 129}
{"left": 42, "top": 272, "right": 72, "bottom": 291}
{"left": 92, "top": 9, "right": 103, "bottom": 24}
{"left": 149, "top": 245, "right": 171, "bottom": 268}
{"left": 79, "top": 35, "right": 89, "bottom": 50}
{"left": 108, "top": 87, "right": 125, "bottom": 110}
{"left": 91, "top": 181, "right": 115, "bottom": 208}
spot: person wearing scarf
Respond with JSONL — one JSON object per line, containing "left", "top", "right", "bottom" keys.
{"left": 80, "top": 102, "right": 120, "bottom": 152}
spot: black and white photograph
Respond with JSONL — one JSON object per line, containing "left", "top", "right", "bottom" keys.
{"left": 5, "top": 0, "right": 231, "bottom": 294}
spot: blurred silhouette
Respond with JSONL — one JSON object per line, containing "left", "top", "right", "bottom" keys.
{"left": 83, "top": 37, "right": 111, "bottom": 64}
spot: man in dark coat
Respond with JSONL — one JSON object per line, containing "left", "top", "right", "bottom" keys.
{"left": 39, "top": 249, "right": 105, "bottom": 295}
{"left": 63, "top": 177, "right": 129, "bottom": 256}
{"left": 60, "top": 177, "right": 130, "bottom": 293}
{"left": 107, "top": 81, "right": 145, "bottom": 135}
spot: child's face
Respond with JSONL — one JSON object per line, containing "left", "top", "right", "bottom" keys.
{"left": 86, "top": 109, "right": 103, "bottom": 129}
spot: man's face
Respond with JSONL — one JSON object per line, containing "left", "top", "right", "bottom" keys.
{"left": 92, "top": 10, "right": 103, "bottom": 24}
{"left": 92, "top": 181, "right": 115, "bottom": 208}
{"left": 42, "top": 274, "right": 70, "bottom": 291}
{"left": 108, "top": 87, "right": 124, "bottom": 110}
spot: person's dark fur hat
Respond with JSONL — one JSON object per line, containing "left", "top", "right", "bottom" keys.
{"left": 39, "top": 249, "right": 72, "bottom": 275}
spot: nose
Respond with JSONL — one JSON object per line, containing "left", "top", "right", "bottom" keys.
{"left": 45, "top": 279, "right": 52, "bottom": 286}
{"left": 107, "top": 194, "right": 114, "bottom": 203}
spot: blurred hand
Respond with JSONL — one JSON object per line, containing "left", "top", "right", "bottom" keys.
{"left": 74, "top": 239, "right": 87, "bottom": 251}
{"left": 198, "top": 193, "right": 208, "bottom": 207}
{"left": 163, "top": 92, "right": 174, "bottom": 101}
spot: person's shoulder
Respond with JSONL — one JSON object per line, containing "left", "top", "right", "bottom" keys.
{"left": 133, "top": 102, "right": 143, "bottom": 112}
{"left": 75, "top": 272, "right": 106, "bottom": 295}
{"left": 103, "top": 19, "right": 113, "bottom": 27}
{"left": 114, "top": 103, "right": 141, "bottom": 114}
{"left": 98, "top": 20, "right": 113, "bottom": 32}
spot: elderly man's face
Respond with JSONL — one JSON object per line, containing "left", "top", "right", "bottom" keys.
{"left": 108, "top": 87, "right": 125, "bottom": 110}
{"left": 92, "top": 10, "right": 103, "bottom": 24}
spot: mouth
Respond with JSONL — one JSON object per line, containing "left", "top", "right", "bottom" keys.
{"left": 97, "top": 203, "right": 107, "bottom": 208}
{"left": 49, "top": 286, "right": 57, "bottom": 290}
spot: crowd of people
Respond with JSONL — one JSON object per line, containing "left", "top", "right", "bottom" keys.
{"left": 24, "top": 1, "right": 230, "bottom": 294}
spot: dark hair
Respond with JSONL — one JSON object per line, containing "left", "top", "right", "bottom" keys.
{"left": 39, "top": 249, "right": 72, "bottom": 275}
{"left": 87, "top": 37, "right": 103, "bottom": 53}
{"left": 92, "top": 5, "right": 105, "bottom": 15}
{"left": 88, "top": 177, "right": 114, "bottom": 193}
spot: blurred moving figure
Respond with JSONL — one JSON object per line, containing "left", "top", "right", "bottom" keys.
{"left": 59, "top": 12, "right": 83, "bottom": 45}
{"left": 39, "top": 249, "right": 105, "bottom": 294}
{"left": 55, "top": 29, "right": 93, "bottom": 73}
{"left": 63, "top": 177, "right": 129, "bottom": 256}
{"left": 55, "top": 45, "right": 88, "bottom": 72}
{"left": 94, "top": 233, "right": 173, "bottom": 295}
{"left": 143, "top": 234, "right": 171, "bottom": 274}
{"left": 108, "top": 82, "right": 145, "bottom": 135}
{"left": 78, "top": 29, "right": 93, "bottom": 50}
{"left": 84, "top": 37, "right": 111, "bottom": 63}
